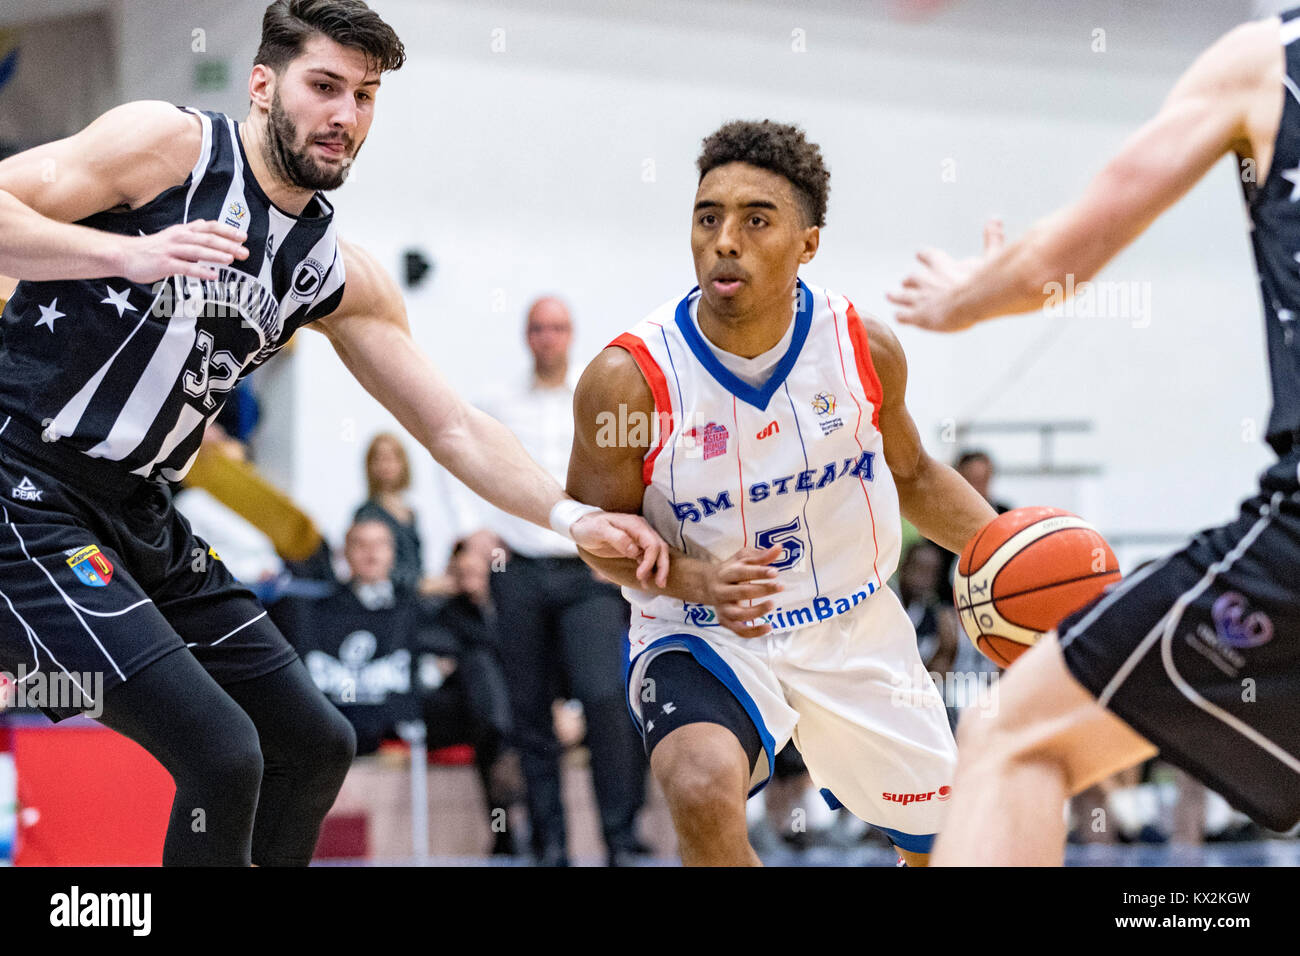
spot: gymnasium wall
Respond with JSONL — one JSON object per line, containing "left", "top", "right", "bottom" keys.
{"left": 91, "top": 0, "right": 1279, "bottom": 571}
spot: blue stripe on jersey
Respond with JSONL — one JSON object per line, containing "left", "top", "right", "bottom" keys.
{"left": 659, "top": 323, "right": 689, "bottom": 550}
{"left": 781, "top": 380, "right": 820, "bottom": 598}
{"left": 673, "top": 278, "right": 813, "bottom": 412}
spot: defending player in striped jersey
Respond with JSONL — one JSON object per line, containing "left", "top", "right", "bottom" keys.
{"left": 0, "top": 0, "right": 667, "bottom": 866}
{"left": 890, "top": 7, "right": 1300, "bottom": 865}
{"left": 568, "top": 120, "right": 998, "bottom": 865}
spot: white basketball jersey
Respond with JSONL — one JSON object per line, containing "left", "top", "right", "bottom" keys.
{"left": 612, "top": 278, "right": 901, "bottom": 633}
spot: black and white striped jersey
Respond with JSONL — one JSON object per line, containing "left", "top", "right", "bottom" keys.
{"left": 0, "top": 107, "right": 346, "bottom": 482}
{"left": 1247, "top": 8, "right": 1300, "bottom": 455}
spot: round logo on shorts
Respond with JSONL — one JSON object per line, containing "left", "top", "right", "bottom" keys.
{"left": 1211, "top": 592, "right": 1274, "bottom": 649}
{"left": 937, "top": 785, "right": 952, "bottom": 801}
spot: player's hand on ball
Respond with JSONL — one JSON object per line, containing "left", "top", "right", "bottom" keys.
{"left": 119, "top": 220, "right": 250, "bottom": 284}
{"left": 706, "top": 544, "right": 784, "bottom": 638}
{"left": 571, "top": 510, "right": 671, "bottom": 588}
{"left": 887, "top": 217, "right": 1004, "bottom": 332}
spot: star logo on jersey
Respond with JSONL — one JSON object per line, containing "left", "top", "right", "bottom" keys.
{"left": 1283, "top": 165, "right": 1300, "bottom": 202}
{"left": 289, "top": 258, "right": 325, "bottom": 302}
{"left": 65, "top": 544, "right": 113, "bottom": 587}
{"left": 101, "top": 285, "right": 138, "bottom": 318}
{"left": 11, "top": 475, "right": 41, "bottom": 501}
{"left": 35, "top": 298, "right": 64, "bottom": 332}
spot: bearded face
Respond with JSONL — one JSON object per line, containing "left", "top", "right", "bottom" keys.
{"left": 264, "top": 87, "right": 363, "bottom": 192}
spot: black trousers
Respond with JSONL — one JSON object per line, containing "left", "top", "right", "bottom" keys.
{"left": 491, "top": 554, "right": 646, "bottom": 856}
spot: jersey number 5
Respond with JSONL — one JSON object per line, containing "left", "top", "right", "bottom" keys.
{"left": 755, "top": 517, "right": 804, "bottom": 572}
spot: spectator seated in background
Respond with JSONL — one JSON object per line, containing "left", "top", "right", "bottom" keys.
{"left": 354, "top": 432, "right": 433, "bottom": 595}
{"left": 270, "top": 520, "right": 521, "bottom": 855}
{"left": 419, "top": 531, "right": 522, "bottom": 855}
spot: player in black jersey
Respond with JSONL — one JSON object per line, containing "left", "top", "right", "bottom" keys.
{"left": 888, "top": 10, "right": 1300, "bottom": 864}
{"left": 0, "top": 0, "right": 668, "bottom": 866}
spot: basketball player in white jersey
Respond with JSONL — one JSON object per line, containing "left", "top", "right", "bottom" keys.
{"left": 0, "top": 0, "right": 666, "bottom": 865}
{"left": 568, "top": 120, "right": 998, "bottom": 865}
{"left": 890, "top": 9, "right": 1300, "bottom": 863}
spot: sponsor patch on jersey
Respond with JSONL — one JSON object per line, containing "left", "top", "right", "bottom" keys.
{"left": 813, "top": 391, "right": 844, "bottom": 435}
{"left": 683, "top": 422, "right": 729, "bottom": 460}
{"left": 289, "top": 258, "right": 325, "bottom": 302}
{"left": 65, "top": 544, "right": 113, "bottom": 587}
{"left": 223, "top": 200, "right": 249, "bottom": 229}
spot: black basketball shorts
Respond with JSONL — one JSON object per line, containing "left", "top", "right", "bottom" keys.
{"left": 1059, "top": 448, "right": 1300, "bottom": 832}
{"left": 0, "top": 416, "right": 298, "bottom": 721}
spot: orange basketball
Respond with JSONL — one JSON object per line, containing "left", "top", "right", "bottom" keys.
{"left": 953, "top": 506, "right": 1120, "bottom": 668}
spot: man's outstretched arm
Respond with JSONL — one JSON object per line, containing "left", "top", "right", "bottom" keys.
{"left": 313, "top": 242, "right": 668, "bottom": 585}
{"left": 889, "top": 18, "right": 1278, "bottom": 331}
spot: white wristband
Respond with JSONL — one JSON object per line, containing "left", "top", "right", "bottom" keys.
{"left": 549, "top": 499, "right": 601, "bottom": 539}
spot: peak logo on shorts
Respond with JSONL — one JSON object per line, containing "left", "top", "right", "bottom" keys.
{"left": 65, "top": 545, "right": 113, "bottom": 587}
{"left": 883, "top": 787, "right": 951, "bottom": 806}
{"left": 11, "top": 475, "right": 41, "bottom": 501}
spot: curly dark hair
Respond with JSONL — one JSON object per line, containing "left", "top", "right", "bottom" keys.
{"left": 256, "top": 0, "right": 406, "bottom": 76}
{"left": 696, "top": 120, "right": 830, "bottom": 228}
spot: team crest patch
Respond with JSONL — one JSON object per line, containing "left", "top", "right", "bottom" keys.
{"left": 289, "top": 258, "right": 325, "bottom": 301}
{"left": 65, "top": 545, "right": 113, "bottom": 587}
{"left": 683, "top": 422, "right": 730, "bottom": 460}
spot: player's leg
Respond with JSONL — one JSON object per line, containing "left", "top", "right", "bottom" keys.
{"left": 148, "top": 508, "right": 355, "bottom": 867}
{"left": 942, "top": 470, "right": 1300, "bottom": 863}
{"left": 93, "top": 647, "right": 266, "bottom": 865}
{"left": 643, "top": 652, "right": 755, "bottom": 865}
{"left": 215, "top": 659, "right": 356, "bottom": 866}
{"left": 932, "top": 631, "right": 1156, "bottom": 866}
{"left": 635, "top": 645, "right": 786, "bottom": 866}
{"left": 0, "top": 477, "right": 267, "bottom": 865}
{"left": 652, "top": 721, "right": 756, "bottom": 865}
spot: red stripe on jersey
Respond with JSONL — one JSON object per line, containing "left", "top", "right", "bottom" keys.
{"left": 609, "top": 332, "right": 672, "bottom": 486}
{"left": 845, "top": 302, "right": 883, "bottom": 431}
{"left": 732, "top": 394, "right": 748, "bottom": 545}
{"left": 830, "top": 293, "right": 882, "bottom": 591}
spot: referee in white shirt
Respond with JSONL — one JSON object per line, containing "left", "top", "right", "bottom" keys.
{"left": 476, "top": 297, "right": 648, "bottom": 867}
